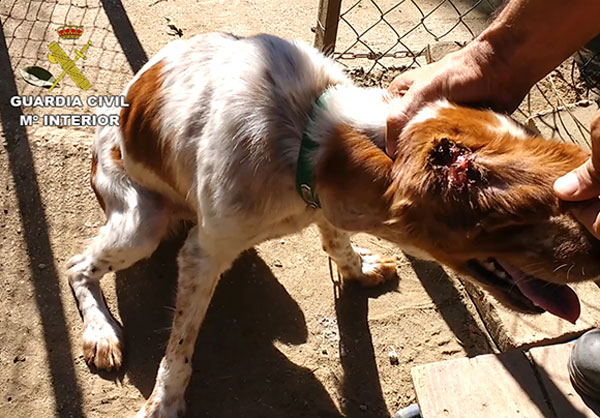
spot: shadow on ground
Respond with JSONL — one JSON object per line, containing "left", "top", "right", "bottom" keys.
{"left": 335, "top": 278, "right": 400, "bottom": 418}
{"left": 115, "top": 233, "right": 343, "bottom": 418}
{"left": 407, "top": 256, "right": 492, "bottom": 357}
{"left": 0, "top": 21, "right": 85, "bottom": 418}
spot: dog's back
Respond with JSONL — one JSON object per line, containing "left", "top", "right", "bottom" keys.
{"left": 93, "top": 33, "right": 349, "bottom": 225}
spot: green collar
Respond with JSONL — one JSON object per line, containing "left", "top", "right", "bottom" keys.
{"left": 296, "top": 91, "right": 329, "bottom": 209}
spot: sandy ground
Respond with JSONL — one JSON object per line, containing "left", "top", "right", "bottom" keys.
{"left": 0, "top": 1, "right": 499, "bottom": 417}
{"left": 0, "top": 125, "right": 492, "bottom": 418}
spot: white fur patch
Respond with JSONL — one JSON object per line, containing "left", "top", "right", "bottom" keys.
{"left": 403, "top": 100, "right": 453, "bottom": 131}
{"left": 311, "top": 85, "right": 389, "bottom": 147}
{"left": 492, "top": 114, "right": 530, "bottom": 139}
{"left": 324, "top": 85, "right": 389, "bottom": 128}
{"left": 72, "top": 32, "right": 450, "bottom": 417}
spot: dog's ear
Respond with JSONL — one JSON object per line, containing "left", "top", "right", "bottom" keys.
{"left": 391, "top": 104, "right": 590, "bottom": 236}
{"left": 420, "top": 135, "right": 579, "bottom": 230}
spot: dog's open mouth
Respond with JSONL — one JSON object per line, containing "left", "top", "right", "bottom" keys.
{"left": 466, "top": 258, "right": 581, "bottom": 324}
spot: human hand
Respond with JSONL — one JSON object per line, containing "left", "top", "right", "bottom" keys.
{"left": 554, "top": 111, "right": 600, "bottom": 239}
{"left": 385, "top": 42, "right": 528, "bottom": 157}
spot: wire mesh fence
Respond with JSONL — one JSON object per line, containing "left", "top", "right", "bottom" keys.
{"left": 0, "top": 0, "right": 136, "bottom": 131}
{"left": 333, "top": 0, "right": 498, "bottom": 70}
{"left": 318, "top": 0, "right": 600, "bottom": 148}
{"left": 2, "top": 0, "right": 600, "bottom": 144}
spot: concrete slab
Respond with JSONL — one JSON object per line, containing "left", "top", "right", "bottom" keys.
{"left": 462, "top": 280, "right": 600, "bottom": 351}
{"left": 411, "top": 341, "right": 600, "bottom": 418}
{"left": 529, "top": 342, "right": 600, "bottom": 417}
{"left": 412, "top": 350, "right": 554, "bottom": 418}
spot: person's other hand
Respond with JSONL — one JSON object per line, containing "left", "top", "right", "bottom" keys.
{"left": 554, "top": 111, "right": 600, "bottom": 239}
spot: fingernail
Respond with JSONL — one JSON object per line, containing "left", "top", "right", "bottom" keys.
{"left": 554, "top": 172, "right": 579, "bottom": 196}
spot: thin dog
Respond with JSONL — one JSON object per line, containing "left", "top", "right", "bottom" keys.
{"left": 67, "top": 33, "right": 600, "bottom": 417}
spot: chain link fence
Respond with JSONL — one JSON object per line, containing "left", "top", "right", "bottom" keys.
{"left": 2, "top": 0, "right": 600, "bottom": 144}
{"left": 315, "top": 0, "right": 600, "bottom": 148}
{"left": 333, "top": 0, "right": 497, "bottom": 69}
{"left": 0, "top": 0, "right": 139, "bottom": 131}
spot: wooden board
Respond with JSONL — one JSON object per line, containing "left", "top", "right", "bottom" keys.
{"left": 529, "top": 343, "right": 600, "bottom": 417}
{"left": 425, "top": 41, "right": 463, "bottom": 64}
{"left": 412, "top": 350, "right": 554, "bottom": 418}
{"left": 461, "top": 279, "right": 600, "bottom": 351}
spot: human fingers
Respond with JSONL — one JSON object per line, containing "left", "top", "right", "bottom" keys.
{"left": 385, "top": 68, "right": 432, "bottom": 156}
{"left": 589, "top": 110, "right": 600, "bottom": 169}
{"left": 385, "top": 100, "right": 407, "bottom": 157}
{"left": 388, "top": 72, "right": 415, "bottom": 96}
{"left": 554, "top": 111, "right": 600, "bottom": 201}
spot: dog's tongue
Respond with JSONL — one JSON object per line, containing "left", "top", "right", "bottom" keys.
{"left": 498, "top": 260, "right": 581, "bottom": 324}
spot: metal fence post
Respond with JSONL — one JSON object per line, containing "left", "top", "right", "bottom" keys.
{"left": 314, "top": 0, "right": 342, "bottom": 56}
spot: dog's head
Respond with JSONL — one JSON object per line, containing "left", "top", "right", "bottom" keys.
{"left": 386, "top": 101, "right": 600, "bottom": 323}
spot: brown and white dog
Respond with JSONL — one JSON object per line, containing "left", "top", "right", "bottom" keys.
{"left": 66, "top": 32, "right": 600, "bottom": 417}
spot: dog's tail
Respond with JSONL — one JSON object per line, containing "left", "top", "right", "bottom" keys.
{"left": 90, "top": 108, "right": 130, "bottom": 213}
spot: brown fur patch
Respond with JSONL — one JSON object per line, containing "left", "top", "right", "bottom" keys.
{"left": 316, "top": 107, "right": 600, "bottom": 312}
{"left": 395, "top": 106, "right": 589, "bottom": 221}
{"left": 316, "top": 125, "right": 393, "bottom": 230}
{"left": 120, "top": 61, "right": 178, "bottom": 192}
{"left": 388, "top": 106, "right": 596, "bottom": 281}
{"left": 90, "top": 153, "right": 106, "bottom": 212}
{"left": 110, "top": 146, "right": 124, "bottom": 168}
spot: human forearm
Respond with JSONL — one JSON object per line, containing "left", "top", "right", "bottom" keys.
{"left": 386, "top": 0, "right": 600, "bottom": 156}
{"left": 474, "top": 0, "right": 600, "bottom": 102}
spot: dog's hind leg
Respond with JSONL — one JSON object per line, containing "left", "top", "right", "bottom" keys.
{"left": 67, "top": 148, "right": 171, "bottom": 371}
{"left": 137, "top": 226, "right": 237, "bottom": 418}
{"left": 67, "top": 188, "right": 169, "bottom": 371}
{"left": 318, "top": 222, "right": 397, "bottom": 286}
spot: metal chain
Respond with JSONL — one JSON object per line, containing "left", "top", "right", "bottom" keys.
{"left": 335, "top": 50, "right": 424, "bottom": 60}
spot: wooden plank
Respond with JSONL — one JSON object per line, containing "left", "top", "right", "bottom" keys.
{"left": 424, "top": 41, "right": 463, "bottom": 64}
{"left": 313, "top": 0, "right": 342, "bottom": 55}
{"left": 412, "top": 350, "right": 555, "bottom": 418}
{"left": 529, "top": 342, "right": 600, "bottom": 417}
{"left": 462, "top": 280, "right": 600, "bottom": 351}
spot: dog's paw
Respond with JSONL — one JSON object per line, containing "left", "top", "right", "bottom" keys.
{"left": 136, "top": 393, "right": 185, "bottom": 418}
{"left": 82, "top": 315, "right": 124, "bottom": 371}
{"left": 343, "top": 248, "right": 397, "bottom": 286}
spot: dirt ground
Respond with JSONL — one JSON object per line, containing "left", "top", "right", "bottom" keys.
{"left": 0, "top": 124, "right": 493, "bottom": 418}
{"left": 1, "top": 1, "right": 502, "bottom": 417}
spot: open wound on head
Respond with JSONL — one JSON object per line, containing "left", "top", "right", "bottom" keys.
{"left": 428, "top": 137, "right": 486, "bottom": 192}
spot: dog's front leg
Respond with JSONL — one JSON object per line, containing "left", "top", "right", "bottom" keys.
{"left": 318, "top": 222, "right": 397, "bottom": 286}
{"left": 137, "top": 226, "right": 234, "bottom": 418}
